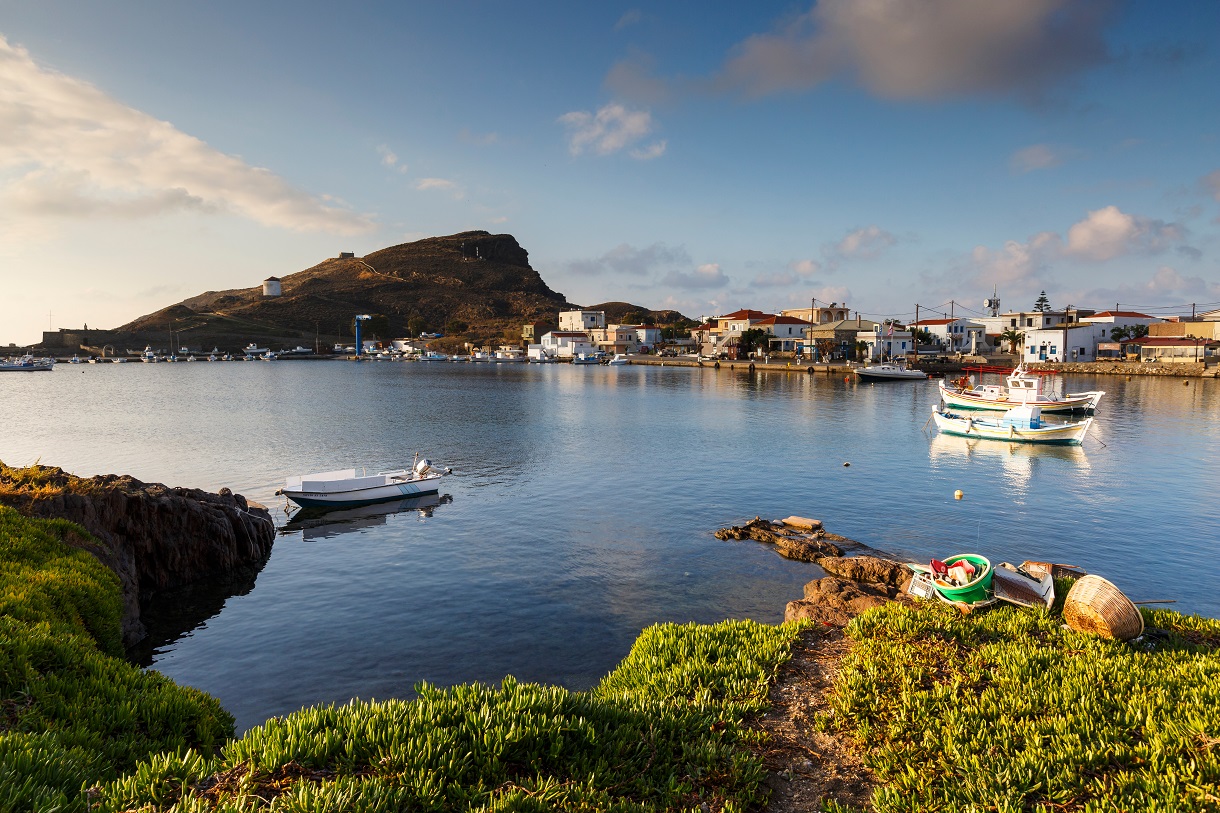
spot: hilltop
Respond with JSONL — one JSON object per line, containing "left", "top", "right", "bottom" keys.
{"left": 82, "top": 232, "right": 691, "bottom": 352}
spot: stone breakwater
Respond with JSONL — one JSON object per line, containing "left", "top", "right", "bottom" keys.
{"left": 0, "top": 465, "right": 274, "bottom": 647}
{"left": 1029, "top": 360, "right": 1216, "bottom": 377}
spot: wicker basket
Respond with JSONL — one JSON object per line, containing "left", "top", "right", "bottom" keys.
{"left": 1063, "top": 575, "right": 1144, "bottom": 640}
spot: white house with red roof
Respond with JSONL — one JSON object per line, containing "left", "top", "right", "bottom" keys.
{"left": 754, "top": 314, "right": 812, "bottom": 353}
{"left": 539, "top": 330, "right": 597, "bottom": 359}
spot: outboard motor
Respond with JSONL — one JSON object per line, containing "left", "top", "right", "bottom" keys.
{"left": 414, "top": 458, "right": 432, "bottom": 476}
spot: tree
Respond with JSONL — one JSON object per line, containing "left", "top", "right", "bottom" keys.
{"left": 1033, "top": 291, "right": 1051, "bottom": 312}
{"left": 737, "top": 328, "right": 770, "bottom": 357}
{"left": 912, "top": 327, "right": 934, "bottom": 345}
{"left": 445, "top": 319, "right": 468, "bottom": 334}
{"left": 998, "top": 328, "right": 1024, "bottom": 354}
{"left": 407, "top": 315, "right": 427, "bottom": 337}
{"left": 1111, "top": 324, "right": 1148, "bottom": 342}
{"left": 815, "top": 338, "right": 838, "bottom": 361}
{"left": 853, "top": 340, "right": 870, "bottom": 361}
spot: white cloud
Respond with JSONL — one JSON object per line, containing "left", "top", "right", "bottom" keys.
{"left": 376, "top": 144, "right": 407, "bottom": 173}
{"left": 663, "top": 263, "right": 730, "bottom": 290}
{"left": 1080, "top": 265, "right": 1220, "bottom": 307}
{"left": 614, "top": 9, "right": 643, "bottom": 31}
{"left": 751, "top": 258, "right": 823, "bottom": 288}
{"left": 458, "top": 128, "right": 500, "bottom": 146}
{"left": 488, "top": 215, "right": 509, "bottom": 224}
{"left": 629, "top": 140, "right": 667, "bottom": 160}
{"left": 1010, "top": 143, "right": 1069, "bottom": 173}
{"left": 717, "top": 0, "right": 1115, "bottom": 100}
{"left": 559, "top": 103, "right": 655, "bottom": 156}
{"left": 567, "top": 242, "right": 690, "bottom": 277}
{"left": 825, "top": 225, "right": 897, "bottom": 265}
{"left": 0, "top": 34, "right": 375, "bottom": 234}
{"left": 1063, "top": 205, "right": 1184, "bottom": 261}
{"left": 414, "top": 177, "right": 464, "bottom": 199}
{"left": 1204, "top": 169, "right": 1220, "bottom": 204}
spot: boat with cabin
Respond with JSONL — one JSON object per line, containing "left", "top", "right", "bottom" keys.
{"left": 0, "top": 355, "right": 55, "bottom": 372}
{"left": 856, "top": 360, "right": 927, "bottom": 381}
{"left": 931, "top": 403, "right": 1093, "bottom": 445}
{"left": 572, "top": 353, "right": 601, "bottom": 365}
{"left": 939, "top": 364, "right": 1104, "bottom": 413}
{"left": 607, "top": 354, "right": 629, "bottom": 365}
{"left": 278, "top": 457, "right": 453, "bottom": 508}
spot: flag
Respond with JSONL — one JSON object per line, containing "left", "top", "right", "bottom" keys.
{"left": 887, "top": 321, "right": 894, "bottom": 337}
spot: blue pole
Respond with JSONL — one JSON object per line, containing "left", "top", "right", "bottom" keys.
{"left": 355, "top": 319, "right": 363, "bottom": 356}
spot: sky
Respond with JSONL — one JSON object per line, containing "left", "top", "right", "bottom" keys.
{"left": 2, "top": 0, "right": 1219, "bottom": 344}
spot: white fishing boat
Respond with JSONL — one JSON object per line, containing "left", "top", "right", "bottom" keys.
{"left": 572, "top": 353, "right": 601, "bottom": 365}
{"left": 140, "top": 346, "right": 158, "bottom": 363}
{"left": 278, "top": 457, "right": 453, "bottom": 508}
{"left": 0, "top": 355, "right": 55, "bottom": 372}
{"left": 112, "top": 357, "right": 128, "bottom": 364}
{"left": 856, "top": 360, "right": 927, "bottom": 381}
{"left": 418, "top": 351, "right": 450, "bottom": 362}
{"left": 494, "top": 346, "right": 527, "bottom": 363}
{"left": 932, "top": 404, "right": 1093, "bottom": 446}
{"left": 607, "top": 354, "right": 629, "bottom": 365}
{"left": 243, "top": 343, "right": 269, "bottom": 355}
{"left": 69, "top": 355, "right": 83, "bottom": 364}
{"left": 939, "top": 364, "right": 1104, "bottom": 413}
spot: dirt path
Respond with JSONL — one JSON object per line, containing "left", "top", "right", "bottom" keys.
{"left": 751, "top": 627, "right": 876, "bottom": 812}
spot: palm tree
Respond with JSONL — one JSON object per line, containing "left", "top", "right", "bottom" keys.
{"left": 998, "top": 328, "right": 1024, "bottom": 354}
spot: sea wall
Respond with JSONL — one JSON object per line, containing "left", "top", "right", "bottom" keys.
{"left": 0, "top": 465, "right": 275, "bottom": 647}
{"left": 1029, "top": 360, "right": 1213, "bottom": 376}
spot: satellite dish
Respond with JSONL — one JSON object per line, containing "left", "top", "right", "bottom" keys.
{"left": 983, "top": 299, "right": 989, "bottom": 307}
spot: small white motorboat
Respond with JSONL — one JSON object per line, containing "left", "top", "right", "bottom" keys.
{"left": 607, "top": 354, "right": 629, "bottom": 365}
{"left": 244, "top": 343, "right": 269, "bottom": 355}
{"left": 932, "top": 404, "right": 1093, "bottom": 445}
{"left": 939, "top": 364, "right": 1104, "bottom": 413}
{"left": 856, "top": 360, "right": 927, "bottom": 381}
{"left": 572, "top": 353, "right": 601, "bottom": 365}
{"left": 278, "top": 457, "right": 453, "bottom": 508}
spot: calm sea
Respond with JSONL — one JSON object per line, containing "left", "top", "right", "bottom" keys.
{"left": 2, "top": 361, "right": 1217, "bottom": 730}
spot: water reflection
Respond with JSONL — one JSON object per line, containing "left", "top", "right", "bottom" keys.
{"left": 927, "top": 432, "right": 1089, "bottom": 496}
{"left": 282, "top": 493, "right": 452, "bottom": 541}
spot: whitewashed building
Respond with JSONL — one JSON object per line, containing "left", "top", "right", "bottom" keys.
{"left": 912, "top": 317, "right": 988, "bottom": 354}
{"left": 558, "top": 310, "right": 606, "bottom": 332}
{"left": 858, "top": 326, "right": 914, "bottom": 361}
{"left": 540, "top": 331, "right": 597, "bottom": 359}
{"left": 755, "top": 315, "right": 812, "bottom": 353}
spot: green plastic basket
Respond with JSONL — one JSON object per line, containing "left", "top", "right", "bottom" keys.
{"left": 935, "top": 554, "right": 993, "bottom": 604}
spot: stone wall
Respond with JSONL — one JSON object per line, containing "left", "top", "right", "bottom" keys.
{"left": 1029, "top": 361, "right": 1212, "bottom": 377}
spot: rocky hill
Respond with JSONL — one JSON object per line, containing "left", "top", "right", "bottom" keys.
{"left": 110, "top": 232, "right": 568, "bottom": 349}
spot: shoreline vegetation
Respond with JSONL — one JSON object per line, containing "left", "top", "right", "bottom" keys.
{"left": 1, "top": 466, "right": 1219, "bottom": 811}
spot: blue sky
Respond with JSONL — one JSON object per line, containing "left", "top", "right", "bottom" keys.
{"left": 2, "top": 1, "right": 1218, "bottom": 343}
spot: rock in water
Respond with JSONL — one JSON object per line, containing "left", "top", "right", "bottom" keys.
{"left": 816, "top": 555, "right": 908, "bottom": 587}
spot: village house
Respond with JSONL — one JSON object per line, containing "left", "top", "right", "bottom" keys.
{"left": 807, "top": 316, "right": 880, "bottom": 360}
{"left": 857, "top": 325, "right": 914, "bottom": 361}
{"left": 911, "top": 317, "right": 988, "bottom": 354}
{"left": 558, "top": 310, "right": 606, "bottom": 332}
{"left": 538, "top": 331, "right": 596, "bottom": 359}
{"left": 754, "top": 315, "right": 811, "bottom": 354}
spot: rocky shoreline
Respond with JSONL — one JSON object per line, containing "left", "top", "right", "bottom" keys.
{"left": 715, "top": 516, "right": 918, "bottom": 628}
{"left": 0, "top": 463, "right": 275, "bottom": 647}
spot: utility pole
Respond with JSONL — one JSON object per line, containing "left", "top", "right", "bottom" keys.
{"left": 914, "top": 304, "right": 920, "bottom": 360}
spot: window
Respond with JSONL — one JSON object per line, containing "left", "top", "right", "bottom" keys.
{"left": 1026, "top": 318, "right": 1033, "bottom": 327}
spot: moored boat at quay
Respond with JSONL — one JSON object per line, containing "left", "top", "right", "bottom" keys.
{"left": 939, "top": 364, "right": 1104, "bottom": 413}
{"left": 0, "top": 354, "right": 55, "bottom": 372}
{"left": 856, "top": 360, "right": 927, "bottom": 381}
{"left": 932, "top": 403, "right": 1094, "bottom": 445}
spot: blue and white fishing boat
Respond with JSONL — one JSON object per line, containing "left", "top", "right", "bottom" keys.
{"left": 932, "top": 403, "right": 1093, "bottom": 446}
{"left": 0, "top": 355, "right": 55, "bottom": 372}
{"left": 278, "top": 457, "right": 452, "bottom": 508}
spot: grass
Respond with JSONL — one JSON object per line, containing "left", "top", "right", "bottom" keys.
{"left": 93, "top": 620, "right": 803, "bottom": 812}
{"left": 0, "top": 507, "right": 235, "bottom": 812}
{"left": 823, "top": 600, "right": 1220, "bottom": 812}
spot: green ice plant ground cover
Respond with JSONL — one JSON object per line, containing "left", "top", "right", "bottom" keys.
{"left": 0, "top": 506, "right": 233, "bottom": 813}
{"left": 824, "top": 598, "right": 1220, "bottom": 812}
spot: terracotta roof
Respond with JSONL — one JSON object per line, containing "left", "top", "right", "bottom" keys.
{"left": 755, "top": 315, "right": 811, "bottom": 325}
{"left": 913, "top": 318, "right": 954, "bottom": 326}
{"left": 719, "top": 309, "right": 772, "bottom": 320}
{"left": 1090, "top": 311, "right": 1154, "bottom": 319}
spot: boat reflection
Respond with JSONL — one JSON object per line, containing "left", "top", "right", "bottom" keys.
{"left": 282, "top": 492, "right": 453, "bottom": 540}
{"left": 928, "top": 431, "right": 1089, "bottom": 466}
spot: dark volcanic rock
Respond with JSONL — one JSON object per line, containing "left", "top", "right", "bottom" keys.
{"left": 784, "top": 577, "right": 912, "bottom": 626}
{"left": 716, "top": 517, "right": 844, "bottom": 559}
{"left": 0, "top": 467, "right": 274, "bottom": 647}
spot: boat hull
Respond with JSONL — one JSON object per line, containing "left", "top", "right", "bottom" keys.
{"left": 932, "top": 409, "right": 1092, "bottom": 445}
{"left": 282, "top": 476, "right": 445, "bottom": 508}
{"left": 938, "top": 381, "right": 1102, "bottom": 413}
{"left": 856, "top": 370, "right": 926, "bottom": 381}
